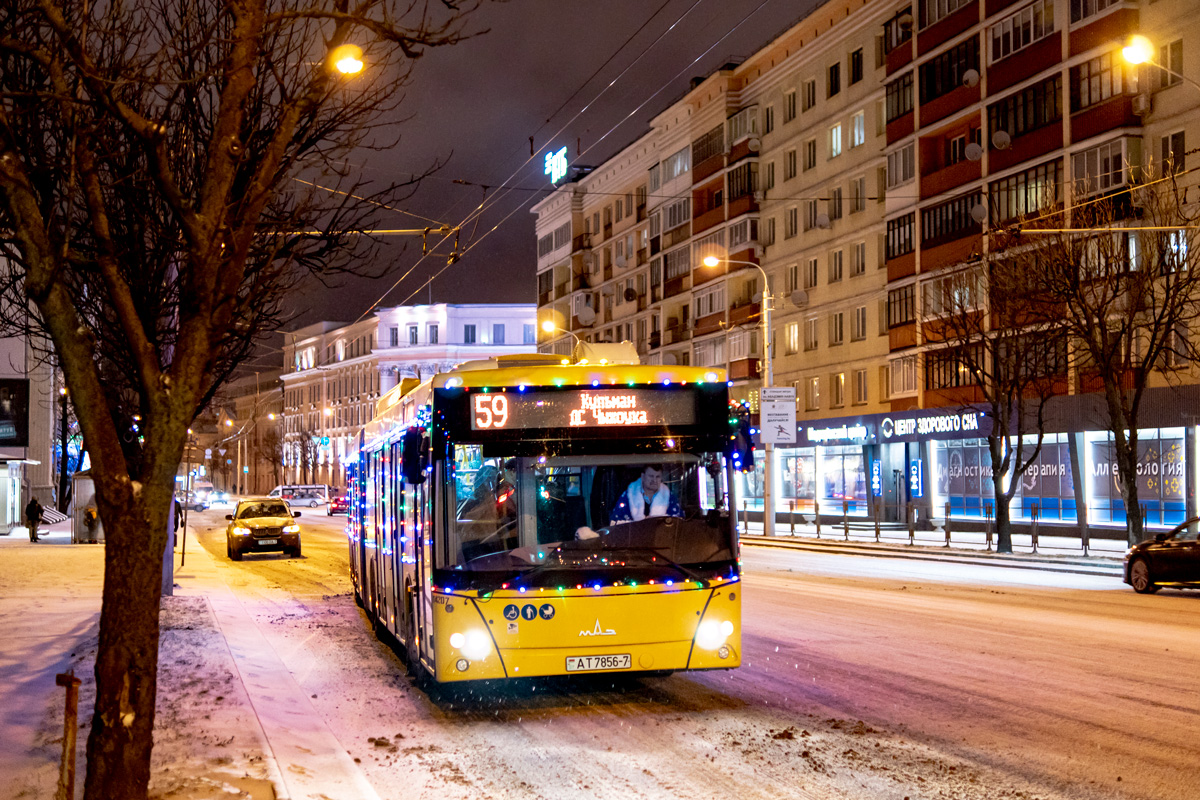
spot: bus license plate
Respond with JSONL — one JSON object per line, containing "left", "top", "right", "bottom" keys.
{"left": 566, "top": 654, "right": 631, "bottom": 672}
{"left": 257, "top": 539, "right": 278, "bottom": 545}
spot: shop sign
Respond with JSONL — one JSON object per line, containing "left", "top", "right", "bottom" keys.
{"left": 909, "top": 460, "right": 924, "bottom": 498}
{"left": 871, "top": 459, "right": 883, "bottom": 497}
{"left": 881, "top": 410, "right": 983, "bottom": 440}
{"left": 544, "top": 146, "right": 568, "bottom": 184}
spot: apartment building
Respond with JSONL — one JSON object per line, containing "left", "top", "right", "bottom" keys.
{"left": 535, "top": 0, "right": 1200, "bottom": 533}
{"left": 281, "top": 304, "right": 536, "bottom": 488}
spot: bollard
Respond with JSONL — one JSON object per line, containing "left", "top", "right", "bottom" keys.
{"left": 789, "top": 499, "right": 796, "bottom": 535}
{"left": 984, "top": 502, "right": 994, "bottom": 551}
{"left": 1081, "top": 502, "right": 1089, "bottom": 556}
{"left": 906, "top": 502, "right": 915, "bottom": 545}
{"left": 843, "top": 500, "right": 849, "bottom": 541}
{"left": 873, "top": 500, "right": 881, "bottom": 542}
{"left": 944, "top": 501, "right": 952, "bottom": 547}
{"left": 56, "top": 671, "right": 81, "bottom": 800}
{"left": 1031, "top": 503, "right": 1039, "bottom": 554}
{"left": 814, "top": 500, "right": 821, "bottom": 538}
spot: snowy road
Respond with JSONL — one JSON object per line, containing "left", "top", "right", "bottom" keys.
{"left": 185, "top": 509, "right": 1200, "bottom": 800}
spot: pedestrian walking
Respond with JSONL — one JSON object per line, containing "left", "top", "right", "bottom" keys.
{"left": 25, "top": 495, "right": 43, "bottom": 542}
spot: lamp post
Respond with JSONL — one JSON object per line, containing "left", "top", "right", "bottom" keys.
{"left": 540, "top": 319, "right": 584, "bottom": 357}
{"left": 702, "top": 255, "right": 777, "bottom": 537}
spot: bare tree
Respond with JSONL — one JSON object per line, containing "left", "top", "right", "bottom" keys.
{"left": 296, "top": 425, "right": 321, "bottom": 483}
{"left": 0, "top": 2, "right": 481, "bottom": 797}
{"left": 255, "top": 424, "right": 284, "bottom": 489}
{"left": 1022, "top": 171, "right": 1200, "bottom": 545}
{"left": 925, "top": 242, "right": 1064, "bottom": 552}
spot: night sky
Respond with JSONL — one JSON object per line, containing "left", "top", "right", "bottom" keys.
{"left": 284, "top": 0, "right": 822, "bottom": 328}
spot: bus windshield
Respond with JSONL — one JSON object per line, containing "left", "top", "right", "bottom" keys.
{"left": 444, "top": 446, "right": 735, "bottom": 579}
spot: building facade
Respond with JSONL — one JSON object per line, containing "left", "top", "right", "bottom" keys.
{"left": 280, "top": 304, "right": 537, "bottom": 489}
{"left": 533, "top": 0, "right": 1200, "bottom": 535}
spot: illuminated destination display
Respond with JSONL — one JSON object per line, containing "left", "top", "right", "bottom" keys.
{"left": 470, "top": 388, "right": 696, "bottom": 431}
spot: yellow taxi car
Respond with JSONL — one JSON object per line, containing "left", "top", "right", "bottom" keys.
{"left": 225, "top": 497, "right": 302, "bottom": 560}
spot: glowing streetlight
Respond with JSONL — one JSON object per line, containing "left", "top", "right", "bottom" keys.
{"left": 329, "top": 44, "right": 364, "bottom": 75}
{"left": 703, "top": 255, "right": 779, "bottom": 537}
{"left": 1122, "top": 35, "right": 1154, "bottom": 65}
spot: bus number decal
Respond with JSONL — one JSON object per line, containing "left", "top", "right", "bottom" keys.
{"left": 473, "top": 394, "right": 509, "bottom": 429}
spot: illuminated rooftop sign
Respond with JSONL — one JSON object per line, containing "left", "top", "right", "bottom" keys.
{"left": 544, "top": 146, "right": 568, "bottom": 184}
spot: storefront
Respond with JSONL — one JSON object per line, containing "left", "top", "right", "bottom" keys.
{"left": 738, "top": 391, "right": 1199, "bottom": 534}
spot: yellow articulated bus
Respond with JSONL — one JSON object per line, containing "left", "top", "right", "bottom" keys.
{"left": 348, "top": 350, "right": 744, "bottom": 684}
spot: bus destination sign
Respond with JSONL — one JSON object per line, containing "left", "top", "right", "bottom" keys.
{"left": 470, "top": 388, "right": 696, "bottom": 431}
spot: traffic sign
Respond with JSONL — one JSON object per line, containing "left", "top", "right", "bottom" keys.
{"left": 759, "top": 387, "right": 796, "bottom": 445}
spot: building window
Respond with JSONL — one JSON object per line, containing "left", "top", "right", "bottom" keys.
{"left": 728, "top": 106, "right": 759, "bottom": 144}
{"left": 804, "top": 376, "right": 820, "bottom": 411}
{"left": 785, "top": 206, "right": 800, "bottom": 239}
{"left": 537, "top": 233, "right": 554, "bottom": 258}
{"left": 884, "top": 9, "right": 914, "bottom": 54}
{"left": 784, "top": 148, "right": 798, "bottom": 180}
{"left": 988, "top": 74, "right": 1061, "bottom": 141}
{"left": 1070, "top": 51, "right": 1134, "bottom": 112}
{"left": 851, "top": 241, "right": 867, "bottom": 276}
{"left": 887, "top": 213, "right": 915, "bottom": 258}
{"left": 727, "top": 161, "right": 758, "bottom": 201}
{"left": 805, "top": 318, "right": 819, "bottom": 351}
{"left": 920, "top": 35, "right": 979, "bottom": 104}
{"left": 389, "top": 326, "right": 399, "bottom": 347}
{"left": 784, "top": 89, "right": 798, "bottom": 122}
{"left": 853, "top": 369, "right": 868, "bottom": 404}
{"left": 1157, "top": 40, "right": 1183, "bottom": 89}
{"left": 692, "top": 124, "right": 725, "bottom": 166}
{"left": 850, "top": 48, "right": 864, "bottom": 84}
{"left": 920, "top": 0, "right": 972, "bottom": 29}
{"left": 1162, "top": 131, "right": 1186, "bottom": 175}
{"left": 802, "top": 79, "right": 817, "bottom": 111}
{"left": 492, "top": 323, "right": 505, "bottom": 345}
{"left": 463, "top": 324, "right": 476, "bottom": 344}
{"left": 785, "top": 323, "right": 800, "bottom": 355}
{"left": 429, "top": 324, "right": 439, "bottom": 344}
{"left": 888, "top": 284, "right": 916, "bottom": 327}
{"left": 408, "top": 325, "right": 418, "bottom": 345}
{"left": 804, "top": 139, "right": 817, "bottom": 170}
{"left": 1072, "top": 138, "right": 1135, "bottom": 196}
{"left": 850, "top": 111, "right": 866, "bottom": 148}
{"left": 694, "top": 284, "right": 726, "bottom": 318}
{"left": 828, "top": 62, "right": 841, "bottom": 97}
{"left": 851, "top": 306, "right": 867, "bottom": 341}
{"left": 762, "top": 217, "right": 776, "bottom": 246}
{"left": 830, "top": 123, "right": 843, "bottom": 158}
{"left": 922, "top": 266, "right": 986, "bottom": 318}
{"left": 663, "top": 198, "right": 690, "bottom": 231}
{"left": 1069, "top": 0, "right": 1119, "bottom": 25}
{"left": 921, "top": 192, "right": 984, "bottom": 246}
{"left": 989, "top": 0, "right": 1055, "bottom": 63}
{"left": 926, "top": 345, "right": 983, "bottom": 390}
{"left": 886, "top": 72, "right": 914, "bottom": 124}
{"left": 851, "top": 177, "right": 866, "bottom": 213}
{"left": 805, "top": 258, "right": 819, "bottom": 289}
{"left": 890, "top": 355, "right": 919, "bottom": 397}
{"left": 829, "top": 249, "right": 844, "bottom": 283}
{"left": 804, "top": 200, "right": 818, "bottom": 232}
{"left": 763, "top": 104, "right": 776, "bottom": 134}
{"left": 990, "top": 158, "right": 1062, "bottom": 223}
{"left": 664, "top": 246, "right": 690, "bottom": 280}
{"left": 662, "top": 146, "right": 690, "bottom": 182}
{"left": 829, "top": 311, "right": 845, "bottom": 346}
{"left": 728, "top": 218, "right": 758, "bottom": 250}
{"left": 828, "top": 187, "right": 844, "bottom": 221}
{"left": 887, "top": 143, "right": 916, "bottom": 187}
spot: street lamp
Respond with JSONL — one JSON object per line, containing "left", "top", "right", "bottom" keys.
{"left": 329, "top": 44, "right": 364, "bottom": 75}
{"left": 1122, "top": 35, "right": 1200, "bottom": 92}
{"left": 540, "top": 320, "right": 584, "bottom": 358}
{"left": 702, "top": 255, "right": 778, "bottom": 537}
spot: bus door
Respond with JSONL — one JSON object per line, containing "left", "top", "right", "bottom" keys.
{"left": 416, "top": 464, "right": 438, "bottom": 665}
{"left": 379, "top": 439, "right": 404, "bottom": 635}
{"left": 363, "top": 450, "right": 381, "bottom": 619}
{"left": 399, "top": 472, "right": 418, "bottom": 649}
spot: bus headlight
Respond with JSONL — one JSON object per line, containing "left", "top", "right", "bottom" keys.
{"left": 695, "top": 619, "right": 734, "bottom": 650}
{"left": 283, "top": 524, "right": 300, "bottom": 533}
{"left": 450, "top": 629, "right": 492, "bottom": 661}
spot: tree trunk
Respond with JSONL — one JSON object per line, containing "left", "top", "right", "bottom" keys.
{"left": 988, "top": 436, "right": 1013, "bottom": 553}
{"left": 1113, "top": 429, "right": 1144, "bottom": 546}
{"left": 83, "top": 483, "right": 172, "bottom": 800}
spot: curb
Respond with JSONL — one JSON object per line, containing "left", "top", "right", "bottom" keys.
{"left": 741, "top": 534, "right": 1125, "bottom": 577}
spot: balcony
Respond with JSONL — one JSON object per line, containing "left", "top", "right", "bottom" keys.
{"left": 555, "top": 281, "right": 569, "bottom": 299}
{"left": 664, "top": 326, "right": 692, "bottom": 345}
{"left": 728, "top": 357, "right": 761, "bottom": 382}
{"left": 694, "top": 311, "right": 724, "bottom": 337}
{"left": 729, "top": 301, "right": 761, "bottom": 328}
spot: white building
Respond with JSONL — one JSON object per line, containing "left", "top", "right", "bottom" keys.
{"left": 281, "top": 303, "right": 537, "bottom": 488}
{"left": 0, "top": 333, "right": 55, "bottom": 530}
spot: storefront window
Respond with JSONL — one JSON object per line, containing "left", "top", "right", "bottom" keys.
{"left": 1011, "top": 435, "right": 1077, "bottom": 522}
{"left": 821, "top": 445, "right": 867, "bottom": 513}
{"left": 932, "top": 438, "right": 995, "bottom": 518}
{"left": 1086, "top": 428, "right": 1185, "bottom": 527}
{"left": 780, "top": 450, "right": 816, "bottom": 513}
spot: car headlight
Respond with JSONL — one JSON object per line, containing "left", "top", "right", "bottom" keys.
{"left": 283, "top": 524, "right": 300, "bottom": 533}
{"left": 449, "top": 629, "right": 492, "bottom": 661}
{"left": 695, "top": 619, "right": 735, "bottom": 650}
{"left": 233, "top": 526, "right": 250, "bottom": 536}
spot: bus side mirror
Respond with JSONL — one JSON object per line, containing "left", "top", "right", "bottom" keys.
{"left": 402, "top": 428, "right": 428, "bottom": 485}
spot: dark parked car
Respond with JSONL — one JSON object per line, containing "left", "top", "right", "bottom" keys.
{"left": 1124, "top": 517, "right": 1200, "bottom": 593}
{"left": 225, "top": 498, "right": 302, "bottom": 560}
{"left": 328, "top": 494, "right": 349, "bottom": 515}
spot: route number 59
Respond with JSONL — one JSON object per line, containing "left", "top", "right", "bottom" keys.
{"left": 474, "top": 394, "right": 509, "bottom": 428}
